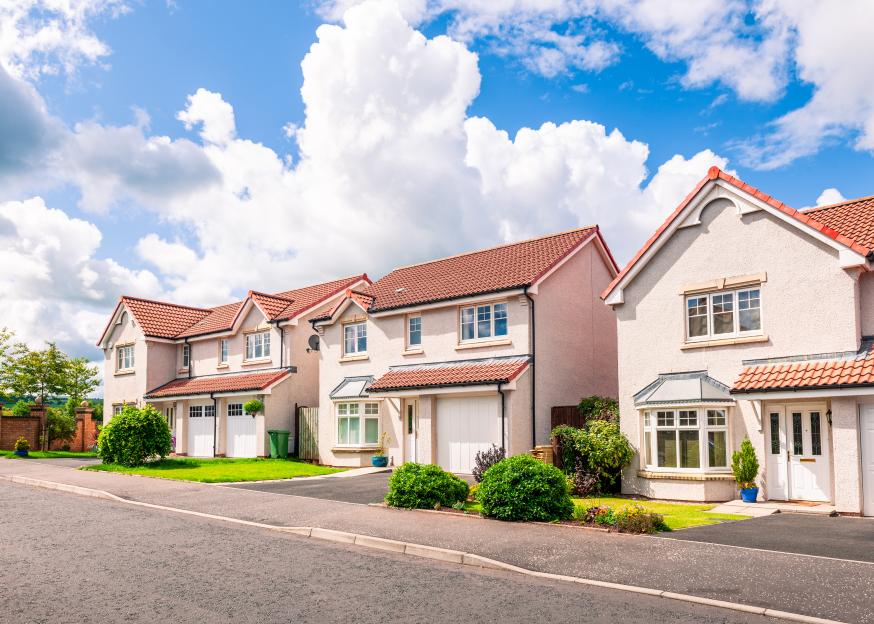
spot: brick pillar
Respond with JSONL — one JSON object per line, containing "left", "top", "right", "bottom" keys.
{"left": 29, "top": 401, "right": 47, "bottom": 451}
{"left": 75, "top": 403, "right": 96, "bottom": 452}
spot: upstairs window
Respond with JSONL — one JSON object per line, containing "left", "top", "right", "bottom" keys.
{"left": 182, "top": 344, "right": 190, "bottom": 368}
{"left": 246, "top": 331, "right": 271, "bottom": 360}
{"left": 685, "top": 288, "right": 761, "bottom": 341}
{"left": 116, "top": 345, "right": 134, "bottom": 371}
{"left": 460, "top": 302, "right": 508, "bottom": 342}
{"left": 344, "top": 322, "right": 367, "bottom": 355}
{"left": 407, "top": 315, "right": 422, "bottom": 348}
{"left": 220, "top": 339, "right": 229, "bottom": 364}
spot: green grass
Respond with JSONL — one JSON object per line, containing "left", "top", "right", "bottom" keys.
{"left": 83, "top": 457, "right": 344, "bottom": 483}
{"left": 464, "top": 495, "right": 750, "bottom": 531}
{"left": 1, "top": 450, "right": 98, "bottom": 459}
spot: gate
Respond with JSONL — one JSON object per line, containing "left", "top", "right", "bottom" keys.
{"left": 296, "top": 406, "right": 319, "bottom": 461}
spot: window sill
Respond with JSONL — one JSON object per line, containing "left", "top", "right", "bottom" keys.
{"left": 402, "top": 348, "right": 424, "bottom": 356}
{"left": 681, "top": 334, "right": 768, "bottom": 350}
{"left": 637, "top": 470, "right": 735, "bottom": 482}
{"left": 177, "top": 367, "right": 190, "bottom": 374}
{"left": 242, "top": 358, "right": 272, "bottom": 366}
{"left": 331, "top": 446, "right": 380, "bottom": 454}
{"left": 339, "top": 354, "right": 369, "bottom": 363}
{"left": 216, "top": 363, "right": 229, "bottom": 369}
{"left": 114, "top": 369, "right": 135, "bottom": 377}
{"left": 456, "top": 338, "right": 512, "bottom": 351}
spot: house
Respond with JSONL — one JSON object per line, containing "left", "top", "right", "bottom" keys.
{"left": 603, "top": 166, "right": 874, "bottom": 515}
{"left": 311, "top": 227, "right": 619, "bottom": 472}
{"left": 96, "top": 275, "right": 369, "bottom": 457}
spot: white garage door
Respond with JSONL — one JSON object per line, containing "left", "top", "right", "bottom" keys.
{"left": 437, "top": 396, "right": 501, "bottom": 474}
{"left": 226, "top": 402, "right": 257, "bottom": 458}
{"left": 188, "top": 404, "right": 215, "bottom": 457}
{"left": 862, "top": 405, "right": 874, "bottom": 516}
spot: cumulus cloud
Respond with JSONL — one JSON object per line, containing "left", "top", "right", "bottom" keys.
{"left": 815, "top": 188, "right": 846, "bottom": 207}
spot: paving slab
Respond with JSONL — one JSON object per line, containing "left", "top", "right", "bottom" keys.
{"left": 1, "top": 458, "right": 872, "bottom": 624}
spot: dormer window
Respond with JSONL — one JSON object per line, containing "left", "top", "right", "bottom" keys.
{"left": 685, "top": 288, "right": 761, "bottom": 341}
{"left": 246, "top": 331, "right": 271, "bottom": 360}
{"left": 460, "top": 302, "right": 508, "bottom": 342}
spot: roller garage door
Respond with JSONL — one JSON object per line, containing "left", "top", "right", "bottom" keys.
{"left": 436, "top": 396, "right": 501, "bottom": 473}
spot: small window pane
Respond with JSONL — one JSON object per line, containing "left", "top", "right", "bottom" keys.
{"left": 712, "top": 293, "right": 734, "bottom": 334}
{"left": 792, "top": 412, "right": 803, "bottom": 455}
{"left": 477, "top": 305, "right": 492, "bottom": 338}
{"left": 810, "top": 412, "right": 822, "bottom": 456}
{"left": 657, "top": 411, "right": 674, "bottom": 427}
{"left": 679, "top": 430, "right": 700, "bottom": 468}
{"left": 364, "top": 403, "right": 379, "bottom": 415}
{"left": 220, "top": 339, "right": 229, "bottom": 363}
{"left": 707, "top": 409, "right": 726, "bottom": 427}
{"left": 348, "top": 417, "right": 360, "bottom": 444}
{"left": 344, "top": 325, "right": 355, "bottom": 354}
{"left": 228, "top": 403, "right": 243, "bottom": 417}
{"left": 364, "top": 418, "right": 379, "bottom": 444}
{"left": 657, "top": 431, "right": 678, "bottom": 467}
{"left": 770, "top": 413, "right": 781, "bottom": 454}
{"left": 204, "top": 405, "right": 215, "bottom": 418}
{"left": 644, "top": 431, "right": 652, "bottom": 466}
{"left": 461, "top": 307, "right": 475, "bottom": 340}
{"left": 708, "top": 431, "right": 727, "bottom": 467}
{"left": 738, "top": 289, "right": 761, "bottom": 332}
{"left": 338, "top": 418, "right": 350, "bottom": 444}
{"left": 408, "top": 317, "right": 421, "bottom": 346}
{"left": 679, "top": 410, "right": 698, "bottom": 427}
{"left": 643, "top": 412, "right": 651, "bottom": 427}
{"left": 494, "top": 303, "right": 508, "bottom": 336}
{"left": 687, "top": 297, "right": 708, "bottom": 338}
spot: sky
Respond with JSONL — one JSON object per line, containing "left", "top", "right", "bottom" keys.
{"left": 2, "top": 0, "right": 874, "bottom": 367}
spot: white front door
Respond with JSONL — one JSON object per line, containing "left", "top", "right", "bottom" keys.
{"left": 436, "top": 396, "right": 500, "bottom": 474}
{"left": 188, "top": 404, "right": 215, "bottom": 457}
{"left": 405, "top": 400, "right": 418, "bottom": 463}
{"left": 226, "top": 402, "right": 257, "bottom": 458}
{"left": 861, "top": 405, "right": 874, "bottom": 516}
{"left": 767, "top": 404, "right": 830, "bottom": 502}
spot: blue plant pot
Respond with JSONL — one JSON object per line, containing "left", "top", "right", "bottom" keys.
{"left": 371, "top": 455, "right": 388, "bottom": 467}
{"left": 13, "top": 450, "right": 28, "bottom": 457}
{"left": 740, "top": 487, "right": 759, "bottom": 503}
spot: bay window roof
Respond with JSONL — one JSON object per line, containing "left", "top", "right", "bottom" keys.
{"left": 634, "top": 371, "right": 733, "bottom": 407}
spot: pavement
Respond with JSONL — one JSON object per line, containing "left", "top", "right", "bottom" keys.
{"left": 661, "top": 512, "right": 874, "bottom": 562}
{"left": 1, "top": 458, "right": 872, "bottom": 623}
{"left": 24, "top": 456, "right": 103, "bottom": 468}
{"left": 2, "top": 483, "right": 780, "bottom": 624}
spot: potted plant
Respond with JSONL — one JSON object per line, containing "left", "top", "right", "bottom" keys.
{"left": 371, "top": 432, "right": 390, "bottom": 467}
{"left": 12, "top": 436, "right": 30, "bottom": 458}
{"left": 243, "top": 399, "right": 264, "bottom": 418}
{"left": 732, "top": 437, "right": 760, "bottom": 503}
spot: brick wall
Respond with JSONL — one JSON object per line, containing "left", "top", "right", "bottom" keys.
{"left": 49, "top": 409, "right": 98, "bottom": 452}
{"left": 0, "top": 416, "right": 41, "bottom": 450}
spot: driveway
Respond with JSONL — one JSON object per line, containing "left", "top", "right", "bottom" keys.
{"left": 662, "top": 512, "right": 874, "bottom": 562}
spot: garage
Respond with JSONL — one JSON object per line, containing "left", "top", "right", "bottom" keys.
{"left": 226, "top": 402, "right": 257, "bottom": 458}
{"left": 188, "top": 404, "right": 215, "bottom": 457}
{"left": 436, "top": 396, "right": 501, "bottom": 473}
{"left": 862, "top": 405, "right": 874, "bottom": 516}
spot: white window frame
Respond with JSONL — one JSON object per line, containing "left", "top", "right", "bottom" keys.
{"left": 641, "top": 407, "right": 730, "bottom": 472}
{"left": 459, "top": 301, "right": 509, "bottom": 343}
{"left": 407, "top": 315, "right": 422, "bottom": 349}
{"left": 245, "top": 331, "right": 271, "bottom": 360}
{"left": 112, "top": 404, "right": 125, "bottom": 416}
{"left": 343, "top": 321, "right": 367, "bottom": 356}
{"left": 335, "top": 401, "right": 380, "bottom": 447}
{"left": 685, "top": 287, "right": 762, "bottom": 342}
{"left": 116, "top": 344, "right": 135, "bottom": 372}
{"left": 227, "top": 403, "right": 243, "bottom": 417}
{"left": 219, "top": 339, "right": 229, "bottom": 364}
{"left": 181, "top": 344, "right": 190, "bottom": 368}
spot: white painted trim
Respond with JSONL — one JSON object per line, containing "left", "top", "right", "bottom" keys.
{"left": 733, "top": 387, "right": 874, "bottom": 400}
{"left": 367, "top": 289, "right": 525, "bottom": 318}
{"left": 369, "top": 380, "right": 519, "bottom": 398}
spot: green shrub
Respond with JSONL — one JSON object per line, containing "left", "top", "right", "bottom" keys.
{"left": 552, "top": 420, "right": 633, "bottom": 493}
{"left": 243, "top": 399, "right": 263, "bottom": 415}
{"left": 97, "top": 404, "right": 172, "bottom": 467}
{"left": 13, "top": 436, "right": 29, "bottom": 452}
{"left": 578, "top": 396, "right": 618, "bottom": 422}
{"left": 477, "top": 455, "right": 574, "bottom": 522}
{"left": 384, "top": 463, "right": 469, "bottom": 509}
{"left": 46, "top": 407, "right": 76, "bottom": 445}
{"left": 614, "top": 506, "right": 668, "bottom": 534}
{"left": 732, "top": 437, "right": 759, "bottom": 489}
{"left": 11, "top": 400, "right": 30, "bottom": 418}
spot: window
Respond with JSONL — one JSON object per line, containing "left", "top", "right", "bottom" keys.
{"left": 336, "top": 402, "right": 379, "bottom": 446}
{"left": 460, "top": 302, "right": 508, "bottom": 342}
{"left": 228, "top": 403, "right": 243, "bottom": 417}
{"left": 220, "top": 339, "right": 229, "bottom": 364}
{"left": 792, "top": 412, "right": 803, "bottom": 455}
{"left": 204, "top": 404, "right": 215, "bottom": 419}
{"left": 245, "top": 331, "right": 271, "bottom": 360}
{"left": 685, "top": 288, "right": 762, "bottom": 341}
{"left": 189, "top": 405, "right": 203, "bottom": 418}
{"left": 769, "top": 413, "right": 781, "bottom": 454}
{"left": 113, "top": 405, "right": 124, "bottom": 416}
{"left": 810, "top": 411, "right": 822, "bottom": 456}
{"left": 643, "top": 408, "right": 729, "bottom": 470}
{"left": 407, "top": 316, "right": 422, "bottom": 348}
{"left": 344, "top": 322, "right": 367, "bottom": 355}
{"left": 182, "top": 344, "right": 190, "bottom": 368}
{"left": 116, "top": 345, "right": 134, "bottom": 371}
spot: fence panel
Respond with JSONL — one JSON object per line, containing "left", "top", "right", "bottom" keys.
{"left": 297, "top": 407, "right": 319, "bottom": 461}
{"left": 550, "top": 405, "right": 584, "bottom": 430}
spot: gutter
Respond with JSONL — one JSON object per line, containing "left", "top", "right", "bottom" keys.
{"left": 524, "top": 285, "right": 536, "bottom": 449}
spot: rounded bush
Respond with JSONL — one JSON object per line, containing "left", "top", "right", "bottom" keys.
{"left": 384, "top": 462, "right": 469, "bottom": 509}
{"left": 98, "top": 404, "right": 172, "bottom": 467}
{"left": 477, "top": 454, "right": 574, "bottom": 522}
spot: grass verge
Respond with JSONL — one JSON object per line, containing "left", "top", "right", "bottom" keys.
{"left": 2, "top": 450, "right": 98, "bottom": 459}
{"left": 83, "top": 457, "right": 344, "bottom": 483}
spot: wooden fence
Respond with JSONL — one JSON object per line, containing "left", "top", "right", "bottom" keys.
{"left": 551, "top": 405, "right": 585, "bottom": 430}
{"left": 296, "top": 406, "right": 319, "bottom": 461}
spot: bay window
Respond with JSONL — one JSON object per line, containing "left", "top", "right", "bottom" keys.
{"left": 246, "top": 331, "right": 270, "bottom": 360}
{"left": 642, "top": 408, "right": 729, "bottom": 470}
{"left": 336, "top": 402, "right": 379, "bottom": 446}
{"left": 685, "top": 288, "right": 761, "bottom": 341}
{"left": 344, "top": 321, "right": 367, "bottom": 355}
{"left": 460, "top": 302, "right": 508, "bottom": 342}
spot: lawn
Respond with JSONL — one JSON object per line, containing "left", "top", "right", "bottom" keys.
{"left": 464, "top": 495, "right": 750, "bottom": 531}
{"left": 1, "top": 450, "right": 98, "bottom": 459}
{"left": 83, "top": 457, "right": 344, "bottom": 483}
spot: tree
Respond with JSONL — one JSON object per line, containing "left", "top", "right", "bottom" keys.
{"left": 46, "top": 407, "right": 77, "bottom": 446}
{"left": 64, "top": 357, "right": 100, "bottom": 405}
{"left": 5, "top": 342, "right": 68, "bottom": 402}
{"left": 0, "top": 328, "right": 13, "bottom": 399}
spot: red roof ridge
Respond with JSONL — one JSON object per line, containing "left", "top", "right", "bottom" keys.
{"left": 120, "top": 295, "right": 211, "bottom": 313}
{"left": 387, "top": 225, "right": 599, "bottom": 273}
{"left": 249, "top": 290, "right": 294, "bottom": 302}
{"left": 803, "top": 192, "right": 874, "bottom": 214}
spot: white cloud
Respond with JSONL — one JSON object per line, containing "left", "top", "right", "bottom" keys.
{"left": 815, "top": 188, "right": 846, "bottom": 207}
{"left": 176, "top": 88, "right": 237, "bottom": 145}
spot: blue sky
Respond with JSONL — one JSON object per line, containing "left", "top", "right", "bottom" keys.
{"left": 1, "top": 0, "right": 873, "bottom": 360}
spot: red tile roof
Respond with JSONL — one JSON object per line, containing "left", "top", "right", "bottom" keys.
{"left": 803, "top": 195, "right": 874, "bottom": 251}
{"left": 145, "top": 369, "right": 292, "bottom": 399}
{"left": 602, "top": 167, "right": 874, "bottom": 301}
{"left": 368, "top": 357, "right": 530, "bottom": 392}
{"left": 733, "top": 342, "right": 874, "bottom": 393}
{"left": 110, "top": 275, "right": 367, "bottom": 343}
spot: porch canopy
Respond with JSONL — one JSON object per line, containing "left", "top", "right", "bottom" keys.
{"left": 368, "top": 356, "right": 530, "bottom": 394}
{"left": 144, "top": 368, "right": 294, "bottom": 400}
{"left": 634, "top": 370, "right": 733, "bottom": 407}
{"left": 329, "top": 376, "right": 375, "bottom": 399}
